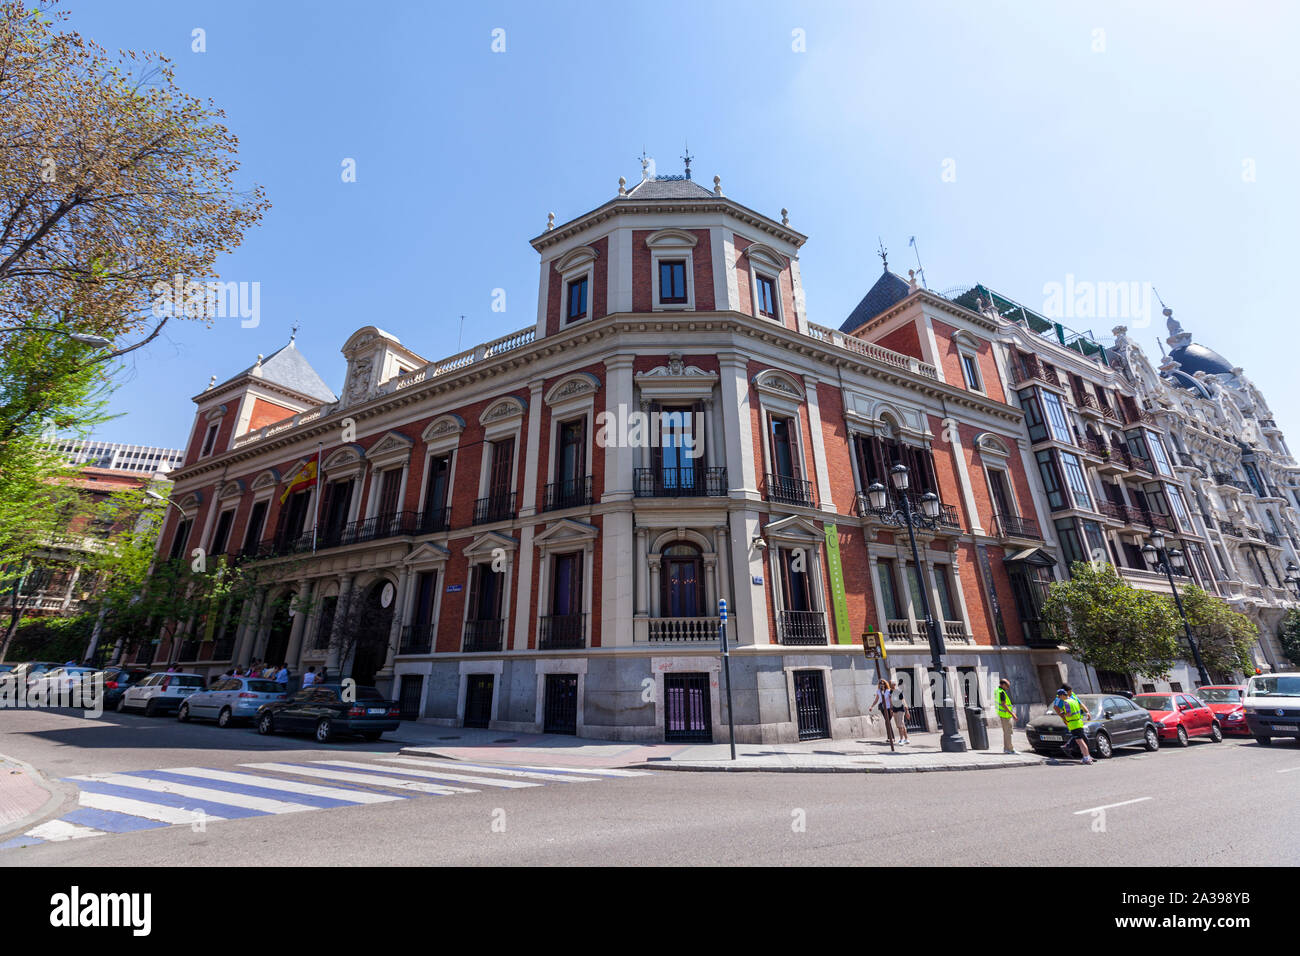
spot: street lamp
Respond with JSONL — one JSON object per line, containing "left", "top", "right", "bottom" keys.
{"left": 1284, "top": 561, "right": 1300, "bottom": 600}
{"left": 866, "top": 464, "right": 966, "bottom": 752}
{"left": 1142, "top": 530, "right": 1210, "bottom": 686}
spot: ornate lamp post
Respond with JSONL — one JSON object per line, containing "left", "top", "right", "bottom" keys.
{"left": 866, "top": 464, "right": 967, "bottom": 752}
{"left": 1284, "top": 561, "right": 1300, "bottom": 600}
{"left": 1141, "top": 530, "right": 1210, "bottom": 687}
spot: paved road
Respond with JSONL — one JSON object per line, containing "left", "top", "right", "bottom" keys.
{"left": 2, "top": 708, "right": 1296, "bottom": 866}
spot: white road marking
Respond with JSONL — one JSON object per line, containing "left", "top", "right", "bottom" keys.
{"left": 78, "top": 791, "right": 230, "bottom": 824}
{"left": 70, "top": 773, "right": 316, "bottom": 814}
{"left": 26, "top": 819, "right": 104, "bottom": 841}
{"left": 378, "top": 757, "right": 602, "bottom": 783}
{"left": 1277, "top": 766, "right": 1300, "bottom": 774}
{"left": 241, "top": 762, "right": 476, "bottom": 795}
{"left": 1073, "top": 796, "right": 1153, "bottom": 815}
{"left": 316, "top": 760, "right": 538, "bottom": 789}
{"left": 161, "top": 767, "right": 402, "bottom": 803}
{"left": 511, "top": 764, "right": 652, "bottom": 777}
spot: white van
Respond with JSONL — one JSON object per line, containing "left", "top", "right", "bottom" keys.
{"left": 1243, "top": 672, "right": 1300, "bottom": 745}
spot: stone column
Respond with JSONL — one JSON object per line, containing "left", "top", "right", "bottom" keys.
{"left": 284, "top": 578, "right": 314, "bottom": 670}
{"left": 704, "top": 554, "right": 717, "bottom": 613}
{"left": 231, "top": 587, "right": 264, "bottom": 666}
{"left": 378, "top": 566, "right": 411, "bottom": 679}
{"left": 635, "top": 526, "right": 650, "bottom": 617}
{"left": 803, "top": 373, "right": 834, "bottom": 512}
{"left": 648, "top": 554, "right": 662, "bottom": 617}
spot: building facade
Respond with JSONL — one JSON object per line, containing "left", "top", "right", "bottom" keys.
{"left": 153, "top": 167, "right": 1089, "bottom": 742}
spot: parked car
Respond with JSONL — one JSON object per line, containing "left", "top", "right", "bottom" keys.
{"left": 1243, "top": 672, "right": 1300, "bottom": 745}
{"left": 118, "top": 672, "right": 206, "bottom": 716}
{"left": 1132, "top": 692, "right": 1222, "bottom": 746}
{"left": 255, "top": 684, "right": 400, "bottom": 743}
{"left": 179, "top": 677, "right": 287, "bottom": 727}
{"left": 95, "top": 667, "right": 153, "bottom": 710}
{"left": 1193, "top": 685, "right": 1250, "bottom": 736}
{"left": 28, "top": 666, "right": 98, "bottom": 696}
{"left": 10, "top": 661, "right": 57, "bottom": 685}
{"left": 1025, "top": 693, "right": 1161, "bottom": 757}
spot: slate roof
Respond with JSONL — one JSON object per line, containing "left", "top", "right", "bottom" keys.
{"left": 624, "top": 176, "right": 717, "bottom": 201}
{"left": 1167, "top": 342, "right": 1235, "bottom": 378}
{"left": 839, "top": 270, "right": 913, "bottom": 333}
{"left": 228, "top": 341, "right": 337, "bottom": 403}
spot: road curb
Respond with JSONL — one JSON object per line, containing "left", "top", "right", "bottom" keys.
{"left": 637, "top": 758, "right": 1049, "bottom": 774}
{"left": 0, "top": 751, "right": 67, "bottom": 840}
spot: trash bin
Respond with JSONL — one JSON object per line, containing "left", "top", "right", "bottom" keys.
{"left": 965, "top": 706, "right": 989, "bottom": 750}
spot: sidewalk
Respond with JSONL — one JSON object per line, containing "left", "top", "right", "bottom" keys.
{"left": 0, "top": 754, "right": 60, "bottom": 835}
{"left": 394, "top": 723, "right": 1050, "bottom": 774}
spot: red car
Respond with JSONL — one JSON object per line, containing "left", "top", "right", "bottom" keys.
{"left": 1132, "top": 692, "right": 1223, "bottom": 746}
{"left": 1193, "top": 685, "right": 1251, "bottom": 736}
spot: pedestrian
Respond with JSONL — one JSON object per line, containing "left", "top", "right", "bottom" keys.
{"left": 1053, "top": 685, "right": 1093, "bottom": 764}
{"left": 301, "top": 666, "right": 317, "bottom": 688}
{"left": 891, "top": 679, "right": 910, "bottom": 744}
{"left": 317, "top": 666, "right": 329, "bottom": 685}
{"left": 996, "top": 678, "right": 1015, "bottom": 753}
{"left": 275, "top": 663, "right": 289, "bottom": 689}
{"left": 873, "top": 678, "right": 894, "bottom": 743}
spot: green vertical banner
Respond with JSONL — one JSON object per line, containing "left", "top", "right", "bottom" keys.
{"left": 824, "top": 523, "right": 852, "bottom": 645}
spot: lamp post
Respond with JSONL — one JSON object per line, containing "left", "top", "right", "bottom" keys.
{"left": 866, "top": 464, "right": 967, "bottom": 752}
{"left": 1141, "top": 530, "right": 1210, "bottom": 687}
{"left": 1284, "top": 561, "right": 1300, "bottom": 600}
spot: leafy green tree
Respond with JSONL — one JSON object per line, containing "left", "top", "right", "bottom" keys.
{"left": 1041, "top": 562, "right": 1183, "bottom": 680}
{"left": 1277, "top": 609, "right": 1300, "bottom": 670}
{"left": 1171, "top": 585, "right": 1258, "bottom": 680}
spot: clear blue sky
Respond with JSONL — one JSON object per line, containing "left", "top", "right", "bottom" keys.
{"left": 69, "top": 0, "right": 1299, "bottom": 448}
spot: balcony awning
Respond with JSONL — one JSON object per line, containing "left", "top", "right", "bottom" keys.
{"left": 1003, "top": 547, "right": 1057, "bottom": 568}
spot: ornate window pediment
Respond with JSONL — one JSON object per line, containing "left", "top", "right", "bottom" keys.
{"left": 479, "top": 396, "right": 527, "bottom": 427}
{"left": 753, "top": 369, "right": 805, "bottom": 402}
{"left": 404, "top": 541, "right": 451, "bottom": 567}
{"left": 218, "top": 479, "right": 246, "bottom": 500}
{"left": 975, "top": 432, "right": 1013, "bottom": 459}
{"left": 366, "top": 430, "right": 414, "bottom": 469}
{"left": 250, "top": 468, "right": 281, "bottom": 492}
{"left": 534, "top": 518, "right": 599, "bottom": 550}
{"left": 645, "top": 228, "right": 698, "bottom": 250}
{"left": 422, "top": 414, "right": 465, "bottom": 442}
{"left": 555, "top": 245, "right": 599, "bottom": 273}
{"left": 744, "top": 241, "right": 787, "bottom": 271}
{"left": 545, "top": 373, "right": 601, "bottom": 406}
{"left": 463, "top": 530, "right": 519, "bottom": 559}
{"left": 322, "top": 443, "right": 366, "bottom": 473}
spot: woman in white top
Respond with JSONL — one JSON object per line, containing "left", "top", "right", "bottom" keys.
{"left": 890, "top": 681, "right": 910, "bottom": 744}
{"left": 872, "top": 679, "right": 893, "bottom": 742}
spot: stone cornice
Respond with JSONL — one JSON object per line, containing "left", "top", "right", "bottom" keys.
{"left": 530, "top": 196, "right": 807, "bottom": 252}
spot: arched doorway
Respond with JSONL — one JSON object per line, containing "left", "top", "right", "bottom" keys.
{"left": 347, "top": 580, "right": 394, "bottom": 686}
{"left": 660, "top": 542, "right": 704, "bottom": 617}
{"left": 263, "top": 592, "right": 295, "bottom": 666}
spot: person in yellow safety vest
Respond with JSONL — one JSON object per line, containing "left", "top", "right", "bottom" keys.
{"left": 996, "top": 678, "right": 1016, "bottom": 754}
{"left": 1052, "top": 684, "right": 1094, "bottom": 764}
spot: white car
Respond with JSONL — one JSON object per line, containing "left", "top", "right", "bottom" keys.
{"left": 1243, "top": 672, "right": 1300, "bottom": 745}
{"left": 118, "top": 672, "right": 207, "bottom": 716}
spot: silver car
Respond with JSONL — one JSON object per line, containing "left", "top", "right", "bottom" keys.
{"left": 178, "top": 677, "right": 287, "bottom": 727}
{"left": 119, "top": 672, "right": 207, "bottom": 716}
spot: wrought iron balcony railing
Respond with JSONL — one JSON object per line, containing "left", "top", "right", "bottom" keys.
{"left": 543, "top": 476, "right": 593, "bottom": 512}
{"left": 765, "top": 473, "right": 815, "bottom": 508}
{"left": 400, "top": 624, "right": 434, "bottom": 655}
{"left": 994, "top": 513, "right": 1042, "bottom": 540}
{"left": 538, "top": 612, "right": 587, "bottom": 649}
{"left": 777, "top": 609, "right": 828, "bottom": 645}
{"left": 473, "top": 492, "right": 516, "bottom": 525}
{"left": 633, "top": 466, "right": 728, "bottom": 498}
{"left": 462, "top": 618, "right": 504, "bottom": 652}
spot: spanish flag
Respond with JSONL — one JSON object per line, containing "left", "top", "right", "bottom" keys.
{"left": 280, "top": 460, "right": 318, "bottom": 504}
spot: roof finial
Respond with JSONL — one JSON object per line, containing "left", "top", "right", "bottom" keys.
{"left": 877, "top": 237, "right": 888, "bottom": 273}
{"left": 289, "top": 321, "right": 299, "bottom": 344}
{"left": 639, "top": 148, "right": 650, "bottom": 181}
{"left": 546, "top": 211, "right": 555, "bottom": 231}
{"left": 618, "top": 176, "right": 627, "bottom": 197}
{"left": 682, "top": 142, "right": 693, "bottom": 180}
{"left": 781, "top": 207, "right": 789, "bottom": 226}
{"left": 713, "top": 174, "right": 723, "bottom": 197}
{"left": 206, "top": 374, "right": 216, "bottom": 391}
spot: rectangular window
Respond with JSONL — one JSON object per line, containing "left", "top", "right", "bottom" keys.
{"left": 1059, "top": 451, "right": 1093, "bottom": 510}
{"left": 558, "top": 418, "right": 586, "bottom": 485}
{"left": 1125, "top": 429, "right": 1152, "bottom": 468}
{"left": 1018, "top": 389, "right": 1048, "bottom": 443}
{"left": 779, "top": 548, "right": 814, "bottom": 612}
{"left": 321, "top": 479, "right": 353, "bottom": 538}
{"left": 1040, "top": 390, "right": 1073, "bottom": 444}
{"left": 933, "top": 566, "right": 958, "bottom": 621}
{"left": 1082, "top": 520, "right": 1109, "bottom": 565}
{"left": 988, "top": 468, "right": 1016, "bottom": 518}
{"left": 169, "top": 519, "right": 193, "bottom": 560}
{"left": 1166, "top": 484, "right": 1191, "bottom": 528}
{"left": 1147, "top": 432, "right": 1173, "bottom": 477}
{"left": 566, "top": 276, "right": 588, "bottom": 322}
{"left": 210, "top": 509, "right": 235, "bottom": 557}
{"left": 1054, "top": 518, "right": 1086, "bottom": 569}
{"left": 904, "top": 564, "right": 925, "bottom": 618}
{"left": 876, "top": 560, "right": 901, "bottom": 619}
{"left": 200, "top": 422, "right": 219, "bottom": 457}
{"left": 375, "top": 468, "right": 402, "bottom": 517}
{"left": 469, "top": 563, "right": 504, "bottom": 623}
{"left": 279, "top": 489, "right": 312, "bottom": 544}
{"left": 960, "top": 353, "right": 983, "bottom": 392}
{"left": 1243, "top": 462, "right": 1265, "bottom": 497}
{"left": 423, "top": 453, "right": 451, "bottom": 514}
{"left": 756, "top": 274, "right": 777, "bottom": 317}
{"left": 770, "top": 416, "right": 800, "bottom": 479}
{"left": 489, "top": 437, "right": 514, "bottom": 499}
{"left": 413, "top": 571, "right": 437, "bottom": 632}
{"left": 659, "top": 260, "right": 687, "bottom": 303}
{"left": 242, "top": 500, "right": 268, "bottom": 553}
{"left": 1036, "top": 449, "right": 1066, "bottom": 510}
{"left": 551, "top": 552, "right": 584, "bottom": 616}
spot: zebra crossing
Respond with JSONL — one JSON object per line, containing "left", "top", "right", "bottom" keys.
{"left": 0, "top": 756, "right": 651, "bottom": 850}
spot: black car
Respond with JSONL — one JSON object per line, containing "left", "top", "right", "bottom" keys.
{"left": 95, "top": 667, "right": 152, "bottom": 709}
{"left": 1025, "top": 693, "right": 1161, "bottom": 758}
{"left": 255, "top": 683, "right": 400, "bottom": 743}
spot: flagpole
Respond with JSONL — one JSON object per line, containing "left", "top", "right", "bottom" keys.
{"left": 312, "top": 441, "right": 323, "bottom": 552}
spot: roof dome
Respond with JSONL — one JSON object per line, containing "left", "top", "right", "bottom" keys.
{"left": 1167, "top": 342, "right": 1234, "bottom": 378}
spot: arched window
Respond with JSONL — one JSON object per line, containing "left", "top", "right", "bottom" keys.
{"left": 660, "top": 543, "right": 704, "bottom": 617}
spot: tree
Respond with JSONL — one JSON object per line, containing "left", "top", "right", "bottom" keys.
{"left": 1040, "top": 562, "right": 1183, "bottom": 680}
{"left": 1, "top": 1, "right": 269, "bottom": 355}
{"left": 1278, "top": 609, "right": 1300, "bottom": 670}
{"left": 1171, "top": 585, "right": 1258, "bottom": 680}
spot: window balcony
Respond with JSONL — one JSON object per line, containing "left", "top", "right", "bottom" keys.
{"left": 765, "top": 473, "right": 815, "bottom": 509}
{"left": 635, "top": 616, "right": 720, "bottom": 644}
{"left": 854, "top": 490, "right": 962, "bottom": 533}
{"left": 473, "top": 492, "right": 516, "bottom": 525}
{"left": 415, "top": 506, "right": 451, "bottom": 534}
{"left": 538, "top": 612, "right": 587, "bottom": 649}
{"left": 633, "top": 466, "right": 728, "bottom": 498}
{"left": 399, "top": 624, "right": 434, "bottom": 655}
{"left": 462, "top": 619, "right": 504, "bottom": 653}
{"left": 543, "top": 476, "right": 592, "bottom": 512}
{"left": 777, "top": 609, "right": 827, "bottom": 645}
{"left": 994, "top": 513, "right": 1042, "bottom": 540}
